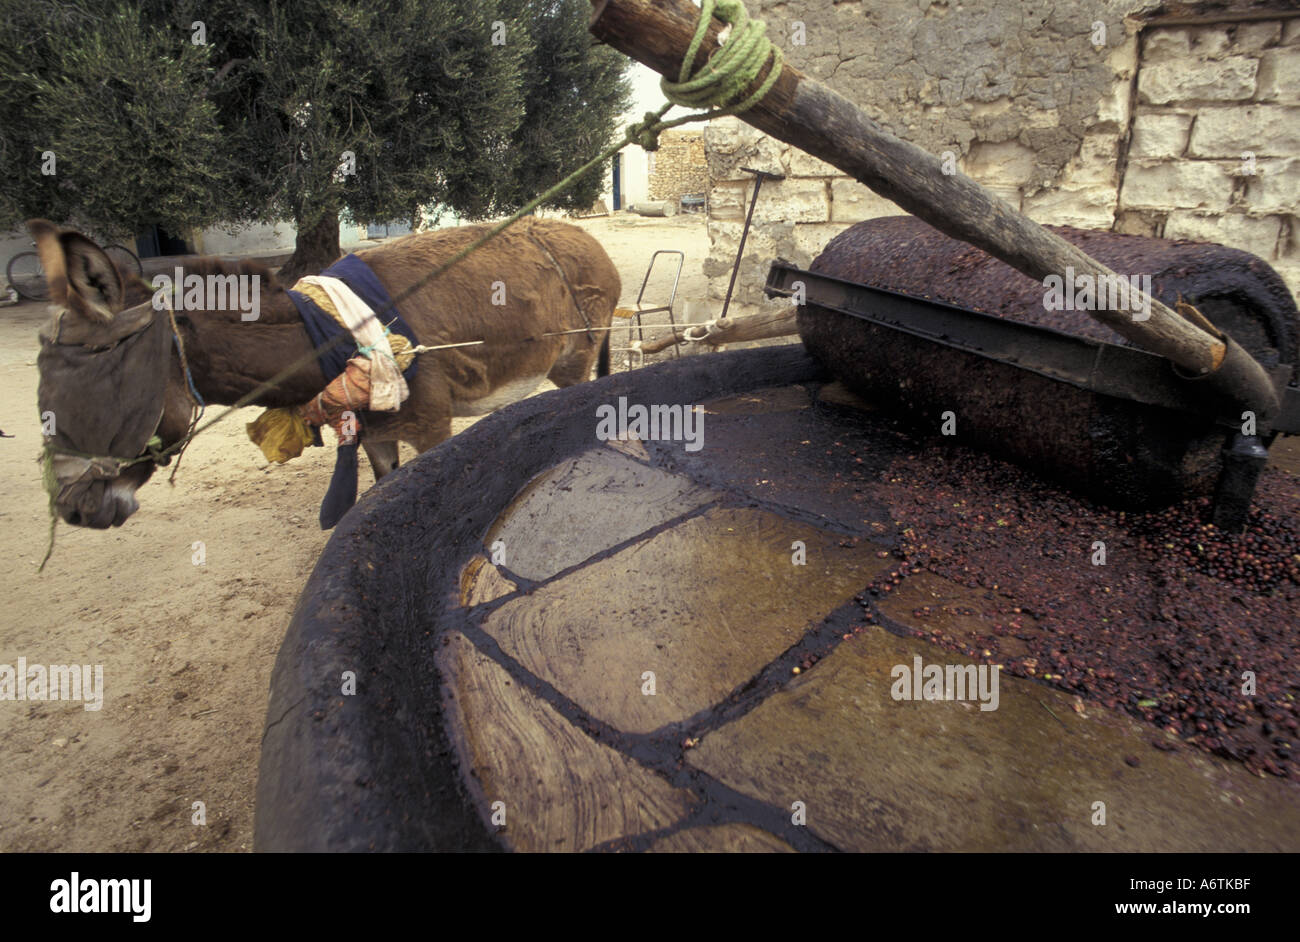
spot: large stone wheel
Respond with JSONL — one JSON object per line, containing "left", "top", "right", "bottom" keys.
{"left": 255, "top": 345, "right": 1300, "bottom": 852}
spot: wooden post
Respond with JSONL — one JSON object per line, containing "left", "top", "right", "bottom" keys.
{"left": 588, "top": 0, "right": 1280, "bottom": 418}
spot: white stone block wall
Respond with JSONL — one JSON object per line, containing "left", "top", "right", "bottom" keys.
{"left": 702, "top": 117, "right": 906, "bottom": 312}
{"left": 701, "top": 3, "right": 1300, "bottom": 315}
{"left": 1118, "top": 20, "right": 1300, "bottom": 298}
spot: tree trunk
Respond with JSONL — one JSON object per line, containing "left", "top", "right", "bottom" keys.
{"left": 277, "top": 206, "right": 341, "bottom": 283}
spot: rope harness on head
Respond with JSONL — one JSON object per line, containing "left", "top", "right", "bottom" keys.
{"left": 162, "top": 292, "right": 204, "bottom": 483}
{"left": 37, "top": 286, "right": 199, "bottom": 570}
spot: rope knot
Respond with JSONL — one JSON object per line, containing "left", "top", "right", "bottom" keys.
{"left": 630, "top": 111, "right": 665, "bottom": 151}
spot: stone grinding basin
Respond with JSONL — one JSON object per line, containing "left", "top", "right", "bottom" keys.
{"left": 255, "top": 345, "right": 1300, "bottom": 852}
{"left": 796, "top": 217, "right": 1300, "bottom": 512}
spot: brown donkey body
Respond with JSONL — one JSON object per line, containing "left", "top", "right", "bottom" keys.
{"left": 32, "top": 218, "right": 620, "bottom": 527}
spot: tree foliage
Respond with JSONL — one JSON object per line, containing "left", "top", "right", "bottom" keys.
{"left": 0, "top": 0, "right": 631, "bottom": 264}
{"left": 0, "top": 1, "right": 227, "bottom": 239}
{"left": 503, "top": 0, "right": 634, "bottom": 211}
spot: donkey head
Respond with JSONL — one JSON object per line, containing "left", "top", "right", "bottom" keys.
{"left": 31, "top": 220, "right": 194, "bottom": 528}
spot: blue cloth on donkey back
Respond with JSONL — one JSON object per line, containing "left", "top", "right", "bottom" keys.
{"left": 284, "top": 253, "right": 420, "bottom": 530}
{"left": 286, "top": 253, "right": 419, "bottom": 384}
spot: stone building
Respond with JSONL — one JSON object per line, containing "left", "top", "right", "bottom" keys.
{"left": 703, "top": 0, "right": 1300, "bottom": 316}
{"left": 647, "top": 130, "right": 711, "bottom": 207}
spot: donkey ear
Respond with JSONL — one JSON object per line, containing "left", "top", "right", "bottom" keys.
{"left": 27, "top": 219, "right": 125, "bottom": 322}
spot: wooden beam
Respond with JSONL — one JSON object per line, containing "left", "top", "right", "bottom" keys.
{"left": 640, "top": 307, "right": 798, "bottom": 354}
{"left": 589, "top": 0, "right": 1280, "bottom": 418}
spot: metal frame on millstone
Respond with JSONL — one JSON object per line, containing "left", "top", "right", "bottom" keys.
{"left": 766, "top": 261, "right": 1300, "bottom": 532}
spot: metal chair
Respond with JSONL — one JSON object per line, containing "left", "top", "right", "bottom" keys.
{"left": 612, "top": 249, "right": 684, "bottom": 370}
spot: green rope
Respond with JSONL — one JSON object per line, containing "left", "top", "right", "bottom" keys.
{"left": 661, "top": 0, "right": 783, "bottom": 117}
{"left": 38, "top": 450, "right": 58, "bottom": 573}
{"left": 37, "top": 0, "right": 784, "bottom": 569}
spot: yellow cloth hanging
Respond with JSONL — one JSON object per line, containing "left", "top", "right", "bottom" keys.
{"left": 246, "top": 407, "right": 315, "bottom": 463}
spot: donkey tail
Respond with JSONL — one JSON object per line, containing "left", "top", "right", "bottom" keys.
{"left": 596, "top": 330, "right": 612, "bottom": 378}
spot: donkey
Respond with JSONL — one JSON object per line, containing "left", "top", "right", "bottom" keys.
{"left": 32, "top": 218, "right": 620, "bottom": 528}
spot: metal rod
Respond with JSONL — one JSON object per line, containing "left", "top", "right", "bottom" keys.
{"left": 719, "top": 167, "right": 783, "bottom": 322}
{"left": 412, "top": 339, "right": 485, "bottom": 352}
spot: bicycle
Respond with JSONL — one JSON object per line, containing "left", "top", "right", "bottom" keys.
{"left": 5, "top": 240, "right": 143, "bottom": 302}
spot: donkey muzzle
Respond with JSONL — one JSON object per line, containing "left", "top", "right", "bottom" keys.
{"left": 51, "top": 454, "right": 141, "bottom": 528}
{"left": 58, "top": 480, "right": 139, "bottom": 529}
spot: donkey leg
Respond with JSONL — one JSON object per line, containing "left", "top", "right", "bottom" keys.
{"left": 363, "top": 440, "right": 401, "bottom": 480}
{"left": 410, "top": 418, "right": 453, "bottom": 454}
{"left": 546, "top": 345, "right": 603, "bottom": 387}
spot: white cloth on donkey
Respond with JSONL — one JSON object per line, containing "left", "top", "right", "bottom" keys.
{"left": 294, "top": 275, "right": 410, "bottom": 412}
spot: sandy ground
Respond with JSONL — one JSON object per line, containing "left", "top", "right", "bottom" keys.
{"left": 0, "top": 212, "right": 709, "bottom": 852}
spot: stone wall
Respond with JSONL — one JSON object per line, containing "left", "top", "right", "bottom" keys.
{"left": 702, "top": 0, "right": 1300, "bottom": 315}
{"left": 647, "top": 129, "right": 710, "bottom": 206}
{"left": 1118, "top": 16, "right": 1299, "bottom": 289}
